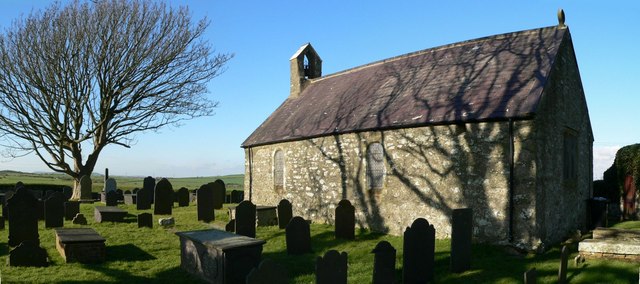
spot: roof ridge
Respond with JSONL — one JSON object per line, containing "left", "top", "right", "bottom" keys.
{"left": 309, "top": 25, "right": 561, "bottom": 83}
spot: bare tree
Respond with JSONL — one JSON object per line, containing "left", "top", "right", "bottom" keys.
{"left": 0, "top": 0, "right": 232, "bottom": 198}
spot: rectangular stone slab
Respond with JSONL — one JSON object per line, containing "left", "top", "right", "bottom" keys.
{"left": 55, "top": 228, "right": 105, "bottom": 263}
{"left": 228, "top": 206, "right": 278, "bottom": 227}
{"left": 94, "top": 206, "right": 127, "bottom": 223}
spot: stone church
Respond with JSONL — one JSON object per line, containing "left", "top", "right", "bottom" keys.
{"left": 242, "top": 17, "right": 592, "bottom": 250}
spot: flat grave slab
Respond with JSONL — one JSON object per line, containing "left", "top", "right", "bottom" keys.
{"left": 54, "top": 228, "right": 106, "bottom": 263}
{"left": 94, "top": 206, "right": 127, "bottom": 223}
{"left": 176, "top": 229, "right": 266, "bottom": 284}
{"left": 579, "top": 227, "right": 640, "bottom": 262}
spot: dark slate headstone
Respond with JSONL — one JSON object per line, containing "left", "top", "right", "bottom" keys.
{"left": 8, "top": 241, "right": 48, "bottom": 267}
{"left": 316, "top": 250, "right": 348, "bottom": 284}
{"left": 132, "top": 188, "right": 139, "bottom": 194}
{"left": 231, "top": 190, "right": 244, "bottom": 203}
{"left": 451, "top": 208, "right": 473, "bottom": 273}
{"left": 558, "top": 245, "right": 568, "bottom": 284}
{"left": 403, "top": 218, "right": 435, "bottom": 283}
{"left": 72, "top": 213, "right": 88, "bottom": 225}
{"left": 104, "top": 178, "right": 117, "bottom": 193}
{"left": 44, "top": 192, "right": 65, "bottom": 228}
{"left": 136, "top": 186, "right": 152, "bottom": 210}
{"left": 143, "top": 176, "right": 155, "bottom": 204}
{"left": 154, "top": 178, "right": 173, "bottom": 215}
{"left": 286, "top": 216, "right": 311, "bottom": 255}
{"left": 138, "top": 213, "right": 153, "bottom": 228}
{"left": 3, "top": 190, "right": 15, "bottom": 218}
{"left": 246, "top": 258, "right": 289, "bottom": 284}
{"left": 64, "top": 201, "right": 80, "bottom": 220}
{"left": 524, "top": 268, "right": 537, "bottom": 284}
{"left": 79, "top": 175, "right": 93, "bottom": 200}
{"left": 212, "top": 179, "right": 226, "bottom": 209}
{"left": 105, "top": 190, "right": 118, "bottom": 206}
{"left": 372, "top": 241, "right": 396, "bottom": 284}
{"left": 197, "top": 183, "right": 215, "bottom": 222}
{"left": 116, "top": 188, "right": 124, "bottom": 201}
{"left": 177, "top": 187, "right": 189, "bottom": 207}
{"left": 335, "top": 199, "right": 355, "bottom": 240}
{"left": 62, "top": 186, "right": 73, "bottom": 201}
{"left": 225, "top": 219, "right": 235, "bottom": 232}
{"left": 235, "top": 200, "right": 256, "bottom": 238}
{"left": 7, "top": 187, "right": 40, "bottom": 247}
{"left": 277, "top": 199, "right": 293, "bottom": 229}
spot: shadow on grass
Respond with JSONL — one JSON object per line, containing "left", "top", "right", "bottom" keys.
{"left": 106, "top": 243, "right": 156, "bottom": 262}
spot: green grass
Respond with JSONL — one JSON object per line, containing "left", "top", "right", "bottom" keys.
{"left": 0, "top": 171, "right": 244, "bottom": 191}
{"left": 1, "top": 200, "right": 638, "bottom": 283}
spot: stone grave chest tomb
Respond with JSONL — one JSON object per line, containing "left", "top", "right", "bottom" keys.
{"left": 54, "top": 228, "right": 106, "bottom": 263}
{"left": 175, "top": 229, "right": 266, "bottom": 284}
{"left": 94, "top": 206, "right": 127, "bottom": 223}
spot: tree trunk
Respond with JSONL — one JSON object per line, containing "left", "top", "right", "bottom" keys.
{"left": 71, "top": 177, "right": 82, "bottom": 200}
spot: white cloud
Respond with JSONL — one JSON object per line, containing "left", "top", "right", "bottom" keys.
{"left": 593, "top": 145, "right": 620, "bottom": 180}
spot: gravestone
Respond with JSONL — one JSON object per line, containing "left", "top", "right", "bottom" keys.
{"left": 246, "top": 259, "right": 289, "bottom": 284}
{"left": 138, "top": 213, "right": 153, "bottom": 228}
{"left": 104, "top": 168, "right": 109, "bottom": 181}
{"left": 154, "top": 178, "right": 173, "bottom": 215}
{"left": 231, "top": 190, "right": 244, "bottom": 203}
{"left": 197, "top": 183, "right": 215, "bottom": 222}
{"left": 143, "top": 176, "right": 155, "bottom": 204}
{"left": 132, "top": 188, "right": 139, "bottom": 194}
{"left": 116, "top": 188, "right": 124, "bottom": 201}
{"left": 316, "top": 250, "right": 348, "bottom": 284}
{"left": 212, "top": 180, "right": 226, "bottom": 209}
{"left": 0, "top": 216, "right": 4, "bottom": 230}
{"left": 7, "top": 187, "right": 40, "bottom": 247}
{"left": 177, "top": 187, "right": 190, "bottom": 207}
{"left": 72, "top": 213, "right": 87, "bottom": 225}
{"left": 105, "top": 190, "right": 118, "bottom": 206}
{"left": 64, "top": 201, "right": 80, "bottom": 220}
{"left": 104, "top": 178, "right": 117, "bottom": 193}
{"left": 558, "top": 245, "right": 568, "bottom": 284}
{"left": 124, "top": 191, "right": 136, "bottom": 205}
{"left": 8, "top": 241, "right": 48, "bottom": 267}
{"left": 277, "top": 199, "right": 293, "bottom": 229}
{"left": 3, "top": 189, "right": 15, "bottom": 217}
{"left": 136, "top": 186, "right": 151, "bottom": 210}
{"left": 286, "top": 216, "right": 311, "bottom": 255}
{"left": 372, "top": 241, "right": 396, "bottom": 284}
{"left": 524, "top": 268, "right": 537, "bottom": 284}
{"left": 62, "top": 186, "right": 73, "bottom": 201}
{"left": 403, "top": 218, "right": 435, "bottom": 283}
{"left": 236, "top": 200, "right": 256, "bottom": 238}
{"left": 79, "top": 175, "right": 93, "bottom": 200}
{"left": 44, "top": 192, "right": 65, "bottom": 228}
{"left": 451, "top": 208, "right": 473, "bottom": 273}
{"left": 335, "top": 199, "right": 355, "bottom": 240}
{"left": 226, "top": 219, "right": 235, "bottom": 232}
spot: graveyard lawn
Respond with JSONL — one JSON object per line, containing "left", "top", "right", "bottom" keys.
{"left": 0, "top": 203, "right": 638, "bottom": 283}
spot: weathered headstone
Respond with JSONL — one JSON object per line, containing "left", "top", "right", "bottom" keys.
{"left": 159, "top": 217, "right": 175, "bottom": 227}
{"left": 286, "top": 216, "right": 311, "bottom": 255}
{"left": 231, "top": 190, "right": 244, "bottom": 203}
{"left": 132, "top": 188, "right": 139, "bottom": 194}
{"left": 154, "top": 178, "right": 173, "bottom": 215}
{"left": 8, "top": 241, "right": 48, "bottom": 267}
{"left": 316, "top": 250, "right": 348, "bottom": 284}
{"left": 212, "top": 179, "right": 226, "bottom": 209}
{"left": 143, "top": 176, "right": 155, "bottom": 204}
{"left": 451, "top": 208, "right": 473, "bottom": 273}
{"left": 403, "top": 218, "right": 435, "bottom": 283}
{"left": 104, "top": 178, "right": 117, "bottom": 193}
{"left": 79, "top": 175, "right": 93, "bottom": 200}
{"left": 7, "top": 187, "right": 40, "bottom": 247}
{"left": 335, "top": 199, "right": 355, "bottom": 240}
{"left": 62, "top": 186, "right": 73, "bottom": 201}
{"left": 138, "top": 213, "right": 152, "bottom": 228}
{"left": 277, "top": 199, "right": 293, "bottom": 229}
{"left": 236, "top": 200, "right": 256, "bottom": 238}
{"left": 225, "top": 219, "right": 235, "bottom": 232}
{"left": 372, "top": 241, "right": 396, "bottom": 284}
{"left": 524, "top": 268, "right": 537, "bottom": 284}
{"left": 3, "top": 189, "right": 15, "bottom": 217}
{"left": 246, "top": 259, "right": 289, "bottom": 284}
{"left": 558, "top": 245, "right": 568, "bottom": 284}
{"left": 45, "top": 192, "right": 65, "bottom": 228}
{"left": 116, "top": 188, "right": 124, "bottom": 201}
{"left": 136, "top": 185, "right": 152, "bottom": 210}
{"left": 72, "top": 213, "right": 88, "bottom": 225}
{"left": 64, "top": 201, "right": 80, "bottom": 220}
{"left": 177, "top": 187, "right": 190, "bottom": 207}
{"left": 197, "top": 183, "right": 215, "bottom": 222}
{"left": 105, "top": 190, "right": 118, "bottom": 206}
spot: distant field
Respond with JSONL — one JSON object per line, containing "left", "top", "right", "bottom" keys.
{"left": 0, "top": 170, "right": 244, "bottom": 191}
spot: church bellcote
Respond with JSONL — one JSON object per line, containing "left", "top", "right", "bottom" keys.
{"left": 290, "top": 43, "right": 322, "bottom": 98}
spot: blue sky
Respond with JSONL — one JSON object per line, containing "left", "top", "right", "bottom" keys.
{"left": 0, "top": 1, "right": 637, "bottom": 179}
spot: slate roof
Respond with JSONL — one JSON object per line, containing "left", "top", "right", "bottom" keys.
{"left": 243, "top": 26, "right": 569, "bottom": 148}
